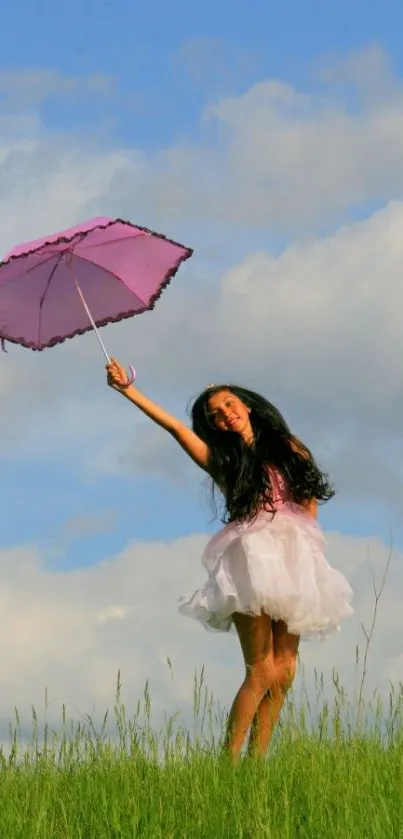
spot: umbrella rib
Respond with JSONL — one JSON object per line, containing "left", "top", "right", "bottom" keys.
{"left": 0, "top": 250, "right": 60, "bottom": 286}
{"left": 79, "top": 232, "right": 147, "bottom": 252}
{"left": 68, "top": 252, "right": 147, "bottom": 307}
{"left": 37, "top": 253, "right": 65, "bottom": 349}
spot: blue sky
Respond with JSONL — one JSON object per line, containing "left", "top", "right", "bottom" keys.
{"left": 0, "top": 0, "right": 402, "bottom": 725}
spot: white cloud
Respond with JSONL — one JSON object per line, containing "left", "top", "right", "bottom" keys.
{"left": 42, "top": 511, "right": 119, "bottom": 565}
{"left": 0, "top": 121, "right": 133, "bottom": 258}
{"left": 3, "top": 45, "right": 403, "bottom": 257}
{"left": 61, "top": 511, "right": 117, "bottom": 540}
{"left": 0, "top": 529, "right": 398, "bottom": 739}
{"left": 202, "top": 202, "right": 403, "bottom": 421}
{"left": 317, "top": 43, "right": 395, "bottom": 94}
{"left": 112, "top": 422, "right": 195, "bottom": 484}
{"left": 174, "top": 36, "right": 260, "bottom": 94}
{"left": 0, "top": 69, "right": 115, "bottom": 109}
{"left": 140, "top": 44, "right": 403, "bottom": 232}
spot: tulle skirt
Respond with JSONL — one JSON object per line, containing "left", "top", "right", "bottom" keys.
{"left": 178, "top": 503, "right": 354, "bottom": 639}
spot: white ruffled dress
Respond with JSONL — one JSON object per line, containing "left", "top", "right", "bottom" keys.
{"left": 178, "top": 468, "right": 353, "bottom": 639}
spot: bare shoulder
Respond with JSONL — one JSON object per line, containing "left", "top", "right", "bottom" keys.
{"left": 289, "top": 435, "right": 318, "bottom": 516}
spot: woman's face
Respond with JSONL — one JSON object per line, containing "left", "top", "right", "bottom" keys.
{"left": 207, "top": 390, "right": 253, "bottom": 444}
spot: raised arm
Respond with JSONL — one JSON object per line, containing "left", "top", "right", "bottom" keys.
{"left": 106, "top": 359, "right": 210, "bottom": 472}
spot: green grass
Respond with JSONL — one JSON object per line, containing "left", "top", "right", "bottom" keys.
{"left": 0, "top": 672, "right": 401, "bottom": 838}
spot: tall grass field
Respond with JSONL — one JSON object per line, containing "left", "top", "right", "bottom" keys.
{"left": 0, "top": 665, "right": 401, "bottom": 839}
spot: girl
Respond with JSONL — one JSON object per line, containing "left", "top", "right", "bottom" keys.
{"left": 106, "top": 359, "right": 353, "bottom": 763}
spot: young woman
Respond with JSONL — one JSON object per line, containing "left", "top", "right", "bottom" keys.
{"left": 106, "top": 360, "right": 353, "bottom": 763}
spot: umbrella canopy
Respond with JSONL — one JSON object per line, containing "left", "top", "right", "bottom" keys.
{"left": 0, "top": 217, "right": 193, "bottom": 351}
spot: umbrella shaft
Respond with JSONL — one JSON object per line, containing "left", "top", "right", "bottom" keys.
{"left": 70, "top": 270, "right": 111, "bottom": 364}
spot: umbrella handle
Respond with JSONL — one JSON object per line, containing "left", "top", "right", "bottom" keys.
{"left": 120, "top": 365, "right": 136, "bottom": 388}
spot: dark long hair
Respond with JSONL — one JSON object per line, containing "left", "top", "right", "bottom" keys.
{"left": 190, "top": 384, "right": 335, "bottom": 523}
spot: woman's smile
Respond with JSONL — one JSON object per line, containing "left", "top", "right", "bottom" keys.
{"left": 207, "top": 390, "right": 254, "bottom": 444}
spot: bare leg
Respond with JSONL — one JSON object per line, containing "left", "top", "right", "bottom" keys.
{"left": 246, "top": 689, "right": 281, "bottom": 758}
{"left": 247, "top": 620, "right": 299, "bottom": 758}
{"left": 224, "top": 612, "right": 277, "bottom": 764}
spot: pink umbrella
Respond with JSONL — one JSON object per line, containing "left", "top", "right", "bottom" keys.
{"left": 0, "top": 216, "right": 193, "bottom": 382}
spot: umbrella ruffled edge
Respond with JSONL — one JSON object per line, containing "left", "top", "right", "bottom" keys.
{"left": 0, "top": 217, "right": 193, "bottom": 267}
